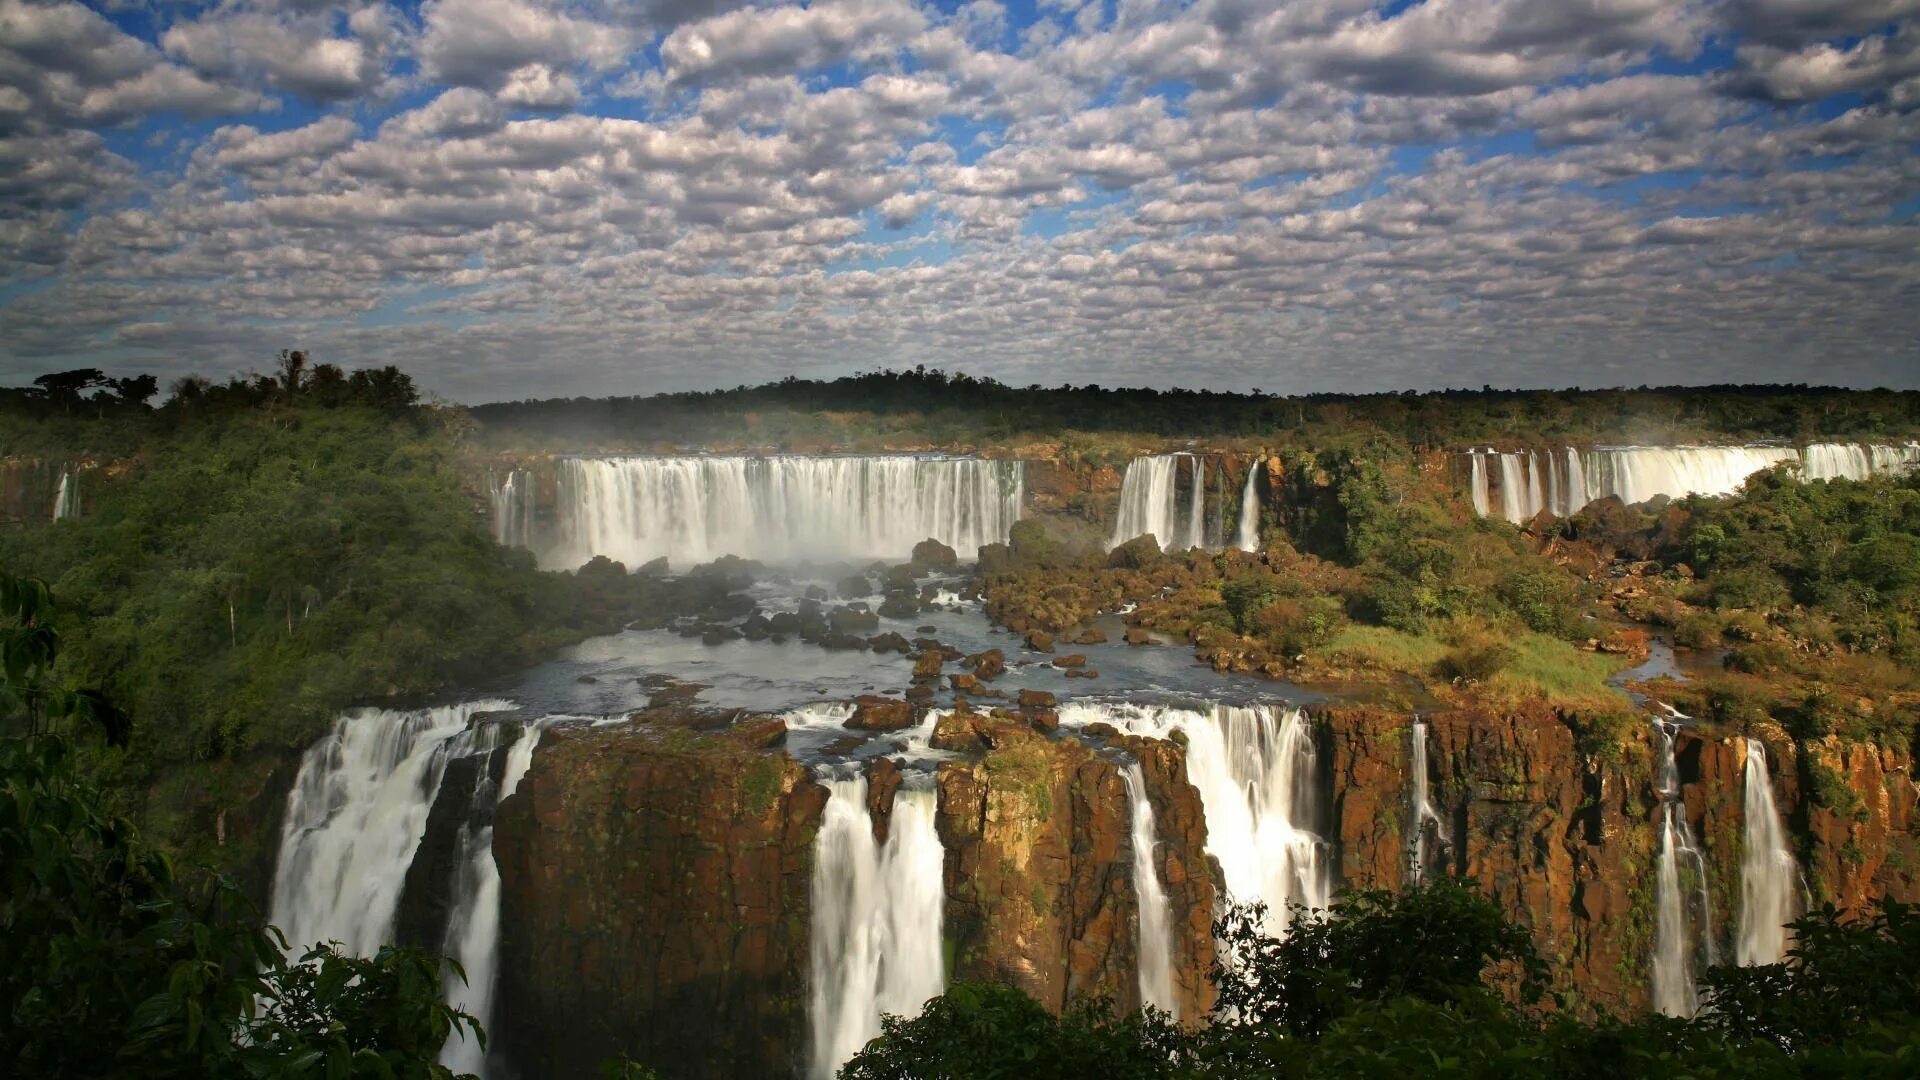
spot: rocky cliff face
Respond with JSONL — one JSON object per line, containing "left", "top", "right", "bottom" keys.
{"left": 930, "top": 714, "right": 1216, "bottom": 1021}
{"left": 493, "top": 715, "right": 826, "bottom": 1079}
{"left": 1316, "top": 702, "right": 1918, "bottom": 1015}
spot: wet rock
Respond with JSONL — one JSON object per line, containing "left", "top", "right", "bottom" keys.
{"left": 1027, "top": 709, "right": 1059, "bottom": 734}
{"left": 837, "top": 573, "right": 871, "bottom": 599}
{"left": 733, "top": 715, "right": 788, "bottom": 749}
{"left": 967, "top": 649, "right": 1006, "bottom": 680}
{"left": 1123, "top": 627, "right": 1153, "bottom": 646}
{"left": 1026, "top": 629, "right": 1056, "bottom": 653}
{"left": 577, "top": 674, "right": 599, "bottom": 684}
{"left": 1083, "top": 722, "right": 1120, "bottom": 739}
{"left": 1052, "top": 654, "right": 1087, "bottom": 668}
{"left": 1074, "top": 628, "right": 1109, "bottom": 645}
{"left": 700, "top": 625, "right": 740, "bottom": 645}
{"left": 913, "top": 651, "right": 945, "bottom": 680}
{"left": 829, "top": 607, "right": 879, "bottom": 634}
{"left": 904, "top": 684, "right": 935, "bottom": 702}
{"left": 739, "top": 614, "right": 772, "bottom": 640}
{"left": 916, "top": 625, "right": 938, "bottom": 634}
{"left": 1018, "top": 689, "right": 1057, "bottom": 709}
{"left": 949, "top": 673, "right": 981, "bottom": 693}
{"left": 636, "top": 556, "right": 670, "bottom": 576}
{"left": 884, "top": 564, "right": 918, "bottom": 589}
{"left": 821, "top": 632, "right": 867, "bottom": 650}
{"left": 866, "top": 631, "right": 912, "bottom": 654}
{"left": 911, "top": 538, "right": 959, "bottom": 571}
{"left": 845, "top": 695, "right": 918, "bottom": 731}
{"left": 878, "top": 594, "right": 920, "bottom": 619}
{"left": 804, "top": 584, "right": 828, "bottom": 601}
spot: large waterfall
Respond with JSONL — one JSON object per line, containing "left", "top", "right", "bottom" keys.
{"left": 545, "top": 455, "right": 1022, "bottom": 569}
{"left": 1121, "top": 763, "right": 1177, "bottom": 1015}
{"left": 1059, "top": 702, "right": 1330, "bottom": 935}
{"left": 1650, "top": 719, "right": 1716, "bottom": 1017}
{"left": 1736, "top": 738, "right": 1799, "bottom": 968}
{"left": 1112, "top": 454, "right": 1199, "bottom": 551}
{"left": 1466, "top": 442, "right": 1920, "bottom": 523}
{"left": 268, "top": 700, "right": 525, "bottom": 1074}
{"left": 1406, "top": 719, "right": 1447, "bottom": 884}
{"left": 1234, "top": 463, "right": 1261, "bottom": 552}
{"left": 808, "top": 776, "right": 946, "bottom": 1080}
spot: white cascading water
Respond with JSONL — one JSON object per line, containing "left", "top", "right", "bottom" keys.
{"left": 1406, "top": 719, "right": 1446, "bottom": 884}
{"left": 546, "top": 455, "right": 1022, "bottom": 569}
{"left": 438, "top": 719, "right": 550, "bottom": 1075}
{"left": 1467, "top": 442, "right": 1920, "bottom": 524}
{"left": 1058, "top": 702, "right": 1330, "bottom": 935}
{"left": 1234, "top": 462, "right": 1261, "bottom": 552}
{"left": 808, "top": 776, "right": 946, "bottom": 1080}
{"left": 1736, "top": 738, "right": 1799, "bottom": 968}
{"left": 1111, "top": 454, "right": 1214, "bottom": 551}
{"left": 490, "top": 469, "right": 533, "bottom": 549}
{"left": 1121, "top": 763, "right": 1177, "bottom": 1015}
{"left": 51, "top": 470, "right": 75, "bottom": 520}
{"left": 1650, "top": 719, "right": 1716, "bottom": 1017}
{"left": 269, "top": 701, "right": 515, "bottom": 958}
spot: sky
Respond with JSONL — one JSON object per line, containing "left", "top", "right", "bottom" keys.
{"left": 1, "top": 1, "right": 1917, "bottom": 403}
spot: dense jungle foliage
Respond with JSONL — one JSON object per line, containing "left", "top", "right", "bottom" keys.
{"left": 0, "top": 357, "right": 673, "bottom": 870}
{"left": 1, "top": 572, "right": 482, "bottom": 1079}
{"left": 471, "top": 367, "right": 1920, "bottom": 453}
{"left": 842, "top": 882, "right": 1920, "bottom": 1079}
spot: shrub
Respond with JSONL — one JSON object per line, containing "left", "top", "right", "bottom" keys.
{"left": 1672, "top": 611, "right": 1723, "bottom": 648}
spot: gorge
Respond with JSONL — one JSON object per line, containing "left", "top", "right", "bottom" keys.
{"left": 9, "top": 377, "right": 1920, "bottom": 1078}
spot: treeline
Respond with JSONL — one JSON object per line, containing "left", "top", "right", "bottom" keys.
{"left": 470, "top": 367, "right": 1920, "bottom": 449}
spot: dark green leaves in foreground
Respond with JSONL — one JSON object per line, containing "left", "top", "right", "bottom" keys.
{"left": 843, "top": 882, "right": 1920, "bottom": 1079}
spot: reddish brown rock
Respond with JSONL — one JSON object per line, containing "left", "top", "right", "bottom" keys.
{"left": 1018, "top": 688, "right": 1057, "bottom": 709}
{"left": 912, "top": 650, "right": 945, "bottom": 680}
{"left": 493, "top": 720, "right": 825, "bottom": 1079}
{"left": 845, "top": 695, "right": 917, "bottom": 731}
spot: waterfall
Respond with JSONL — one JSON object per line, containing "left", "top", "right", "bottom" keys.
{"left": 549, "top": 455, "right": 1022, "bottom": 569}
{"left": 1058, "top": 702, "right": 1329, "bottom": 935}
{"left": 1121, "top": 764, "right": 1176, "bottom": 1015}
{"left": 1467, "top": 443, "right": 1920, "bottom": 523}
{"left": 1736, "top": 738, "right": 1799, "bottom": 968}
{"left": 1111, "top": 454, "right": 1214, "bottom": 551}
{"left": 51, "top": 470, "right": 75, "bottom": 520}
{"left": 808, "top": 777, "right": 946, "bottom": 1079}
{"left": 490, "top": 469, "right": 533, "bottom": 549}
{"left": 1234, "top": 462, "right": 1261, "bottom": 552}
{"left": 1650, "top": 720, "right": 1716, "bottom": 1017}
{"left": 1406, "top": 719, "right": 1446, "bottom": 884}
{"left": 269, "top": 700, "right": 515, "bottom": 959}
{"left": 437, "top": 719, "right": 549, "bottom": 1075}
{"left": 1468, "top": 452, "right": 1491, "bottom": 517}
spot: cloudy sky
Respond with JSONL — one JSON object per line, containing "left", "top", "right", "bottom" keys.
{"left": 1, "top": 1, "right": 1916, "bottom": 402}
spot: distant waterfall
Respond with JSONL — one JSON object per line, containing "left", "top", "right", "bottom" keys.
{"left": 1111, "top": 454, "right": 1214, "bottom": 551}
{"left": 1234, "top": 463, "right": 1261, "bottom": 552}
{"left": 490, "top": 469, "right": 533, "bottom": 549}
{"left": 51, "top": 470, "right": 75, "bottom": 521}
{"left": 548, "top": 455, "right": 1022, "bottom": 569}
{"left": 1650, "top": 720, "right": 1716, "bottom": 1017}
{"left": 1059, "top": 702, "right": 1330, "bottom": 936}
{"left": 1406, "top": 719, "right": 1447, "bottom": 884}
{"left": 437, "top": 719, "right": 548, "bottom": 1075}
{"left": 1121, "top": 764, "right": 1176, "bottom": 1015}
{"left": 808, "top": 777, "right": 946, "bottom": 1079}
{"left": 269, "top": 701, "right": 516, "bottom": 958}
{"left": 1466, "top": 442, "right": 1920, "bottom": 523}
{"left": 1737, "top": 739, "right": 1799, "bottom": 968}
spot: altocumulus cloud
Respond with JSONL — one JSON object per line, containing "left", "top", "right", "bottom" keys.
{"left": 1, "top": 0, "right": 1917, "bottom": 401}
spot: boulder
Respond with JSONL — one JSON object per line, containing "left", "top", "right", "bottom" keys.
{"left": 1052, "top": 654, "right": 1087, "bottom": 668}
{"left": 1106, "top": 533, "right": 1161, "bottom": 569}
{"left": 845, "top": 695, "right": 917, "bottom": 731}
{"left": 1018, "top": 689, "right": 1057, "bottom": 709}
{"left": 1073, "top": 628, "right": 1109, "bottom": 645}
{"left": 912, "top": 651, "right": 945, "bottom": 680}
{"left": 1123, "top": 627, "right": 1154, "bottom": 646}
{"left": 837, "top": 573, "right": 872, "bottom": 599}
{"left": 866, "top": 631, "right": 912, "bottom": 654}
{"left": 1026, "top": 630, "right": 1055, "bottom": 653}
{"left": 911, "top": 538, "right": 959, "bottom": 570}
{"left": 967, "top": 649, "right": 1006, "bottom": 680}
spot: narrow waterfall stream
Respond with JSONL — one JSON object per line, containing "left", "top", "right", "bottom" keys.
{"left": 1406, "top": 719, "right": 1446, "bottom": 883}
{"left": 438, "top": 719, "right": 550, "bottom": 1074}
{"left": 52, "top": 469, "right": 75, "bottom": 520}
{"left": 1737, "top": 738, "right": 1799, "bottom": 967}
{"left": 1650, "top": 719, "right": 1716, "bottom": 1017}
{"left": 1121, "top": 763, "right": 1176, "bottom": 1015}
{"left": 1059, "top": 702, "right": 1330, "bottom": 935}
{"left": 1234, "top": 462, "right": 1261, "bottom": 552}
{"left": 807, "top": 777, "right": 946, "bottom": 1080}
